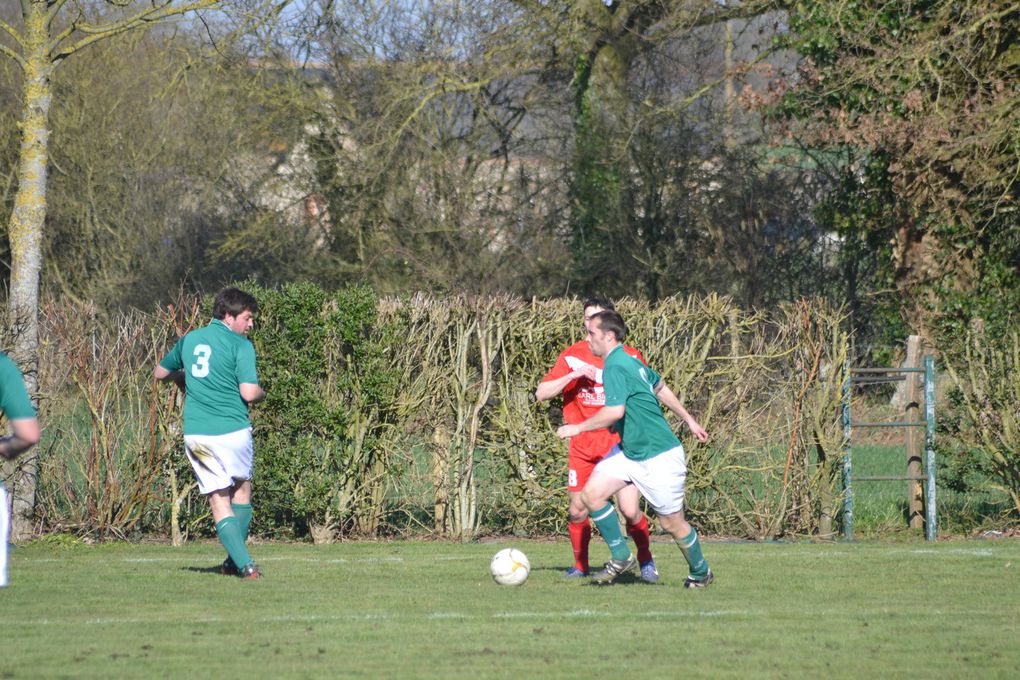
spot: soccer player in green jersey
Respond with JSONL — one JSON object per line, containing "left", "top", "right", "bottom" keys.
{"left": 155, "top": 287, "right": 266, "bottom": 579}
{"left": 556, "top": 310, "right": 713, "bottom": 587}
{"left": 0, "top": 352, "right": 41, "bottom": 588}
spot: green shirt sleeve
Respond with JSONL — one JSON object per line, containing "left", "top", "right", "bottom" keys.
{"left": 234, "top": 340, "right": 259, "bottom": 385}
{"left": 0, "top": 354, "right": 36, "bottom": 420}
{"left": 603, "top": 362, "right": 627, "bottom": 407}
{"left": 158, "top": 337, "right": 185, "bottom": 372}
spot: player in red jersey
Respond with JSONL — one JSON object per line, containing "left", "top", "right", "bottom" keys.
{"left": 536, "top": 297, "right": 659, "bottom": 582}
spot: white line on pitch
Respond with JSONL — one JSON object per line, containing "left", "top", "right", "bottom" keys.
{"left": 897, "top": 548, "right": 996, "bottom": 557}
{"left": 4, "top": 609, "right": 754, "bottom": 627}
{"left": 104, "top": 555, "right": 466, "bottom": 564}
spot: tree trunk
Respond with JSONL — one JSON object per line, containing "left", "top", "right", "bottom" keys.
{"left": 902, "top": 335, "right": 925, "bottom": 530}
{"left": 892, "top": 219, "right": 937, "bottom": 342}
{"left": 5, "top": 8, "right": 52, "bottom": 541}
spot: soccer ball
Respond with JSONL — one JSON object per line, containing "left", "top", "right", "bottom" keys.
{"left": 490, "top": 548, "right": 530, "bottom": 586}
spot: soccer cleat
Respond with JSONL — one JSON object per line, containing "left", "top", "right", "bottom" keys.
{"left": 639, "top": 559, "right": 659, "bottom": 584}
{"left": 220, "top": 558, "right": 239, "bottom": 576}
{"left": 563, "top": 567, "right": 589, "bottom": 578}
{"left": 240, "top": 563, "right": 261, "bottom": 580}
{"left": 683, "top": 569, "right": 714, "bottom": 589}
{"left": 590, "top": 555, "right": 637, "bottom": 584}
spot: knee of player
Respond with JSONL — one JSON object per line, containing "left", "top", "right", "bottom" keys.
{"left": 568, "top": 507, "right": 589, "bottom": 523}
{"left": 660, "top": 514, "right": 690, "bottom": 538}
{"left": 579, "top": 488, "right": 606, "bottom": 511}
{"left": 617, "top": 506, "right": 643, "bottom": 525}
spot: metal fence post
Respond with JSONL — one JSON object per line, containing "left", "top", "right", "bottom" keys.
{"left": 842, "top": 358, "right": 853, "bottom": 541}
{"left": 924, "top": 356, "right": 937, "bottom": 541}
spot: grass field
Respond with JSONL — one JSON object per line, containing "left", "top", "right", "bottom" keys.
{"left": 3, "top": 537, "right": 1019, "bottom": 679}
{"left": 847, "top": 442, "right": 1008, "bottom": 535}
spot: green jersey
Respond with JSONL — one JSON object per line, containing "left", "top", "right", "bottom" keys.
{"left": 0, "top": 353, "right": 36, "bottom": 490}
{"left": 159, "top": 320, "right": 259, "bottom": 436}
{"left": 602, "top": 345, "right": 680, "bottom": 461}
{"left": 0, "top": 353, "right": 36, "bottom": 422}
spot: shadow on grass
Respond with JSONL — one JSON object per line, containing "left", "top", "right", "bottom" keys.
{"left": 531, "top": 565, "right": 575, "bottom": 573}
{"left": 181, "top": 565, "right": 228, "bottom": 575}
{"left": 584, "top": 572, "right": 664, "bottom": 586}
{"left": 530, "top": 564, "right": 662, "bottom": 586}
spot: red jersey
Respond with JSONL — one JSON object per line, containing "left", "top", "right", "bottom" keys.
{"left": 542, "top": 340, "right": 645, "bottom": 460}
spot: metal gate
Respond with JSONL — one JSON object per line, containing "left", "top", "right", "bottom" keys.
{"left": 841, "top": 356, "right": 936, "bottom": 541}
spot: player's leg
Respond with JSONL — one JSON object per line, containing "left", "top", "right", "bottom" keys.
{"left": 566, "top": 453, "right": 597, "bottom": 576}
{"left": 566, "top": 491, "right": 591, "bottom": 576}
{"left": 208, "top": 488, "right": 256, "bottom": 577}
{"left": 229, "top": 431, "right": 255, "bottom": 545}
{"left": 581, "top": 448, "right": 636, "bottom": 581}
{"left": 658, "top": 509, "right": 711, "bottom": 587}
{"left": 635, "top": 445, "right": 711, "bottom": 587}
{"left": 219, "top": 480, "right": 253, "bottom": 575}
{"left": 615, "top": 484, "right": 657, "bottom": 582}
{"left": 230, "top": 480, "right": 253, "bottom": 541}
{"left": 186, "top": 430, "right": 258, "bottom": 578}
{"left": 219, "top": 429, "right": 257, "bottom": 577}
{"left": 580, "top": 473, "right": 630, "bottom": 561}
{"left": 0, "top": 485, "right": 9, "bottom": 587}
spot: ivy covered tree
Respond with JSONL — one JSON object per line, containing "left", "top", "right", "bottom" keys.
{"left": 528, "top": 0, "right": 788, "bottom": 296}
{"left": 772, "top": 0, "right": 1019, "bottom": 341}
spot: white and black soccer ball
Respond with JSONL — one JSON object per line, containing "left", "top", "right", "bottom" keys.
{"left": 490, "top": 547, "right": 530, "bottom": 586}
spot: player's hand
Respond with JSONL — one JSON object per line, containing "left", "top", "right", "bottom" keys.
{"left": 556, "top": 424, "right": 580, "bottom": 439}
{"left": 688, "top": 421, "right": 709, "bottom": 443}
{"left": 0, "top": 438, "right": 17, "bottom": 461}
{"left": 571, "top": 360, "right": 595, "bottom": 383}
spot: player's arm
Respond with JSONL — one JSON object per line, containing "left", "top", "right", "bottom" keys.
{"left": 0, "top": 417, "right": 40, "bottom": 461}
{"left": 654, "top": 380, "right": 709, "bottom": 443}
{"left": 154, "top": 365, "right": 186, "bottom": 391}
{"left": 535, "top": 364, "right": 594, "bottom": 402}
{"left": 555, "top": 404, "right": 624, "bottom": 440}
{"left": 239, "top": 383, "right": 266, "bottom": 404}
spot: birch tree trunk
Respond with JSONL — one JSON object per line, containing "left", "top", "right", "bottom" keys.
{"left": 1, "top": 0, "right": 234, "bottom": 539}
{"left": 4, "top": 3, "right": 52, "bottom": 541}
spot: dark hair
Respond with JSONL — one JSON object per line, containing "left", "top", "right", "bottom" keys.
{"left": 212, "top": 287, "right": 259, "bottom": 320}
{"left": 592, "top": 310, "right": 627, "bottom": 341}
{"left": 582, "top": 296, "right": 615, "bottom": 313}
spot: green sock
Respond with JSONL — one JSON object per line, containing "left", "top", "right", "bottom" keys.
{"left": 215, "top": 516, "right": 253, "bottom": 570}
{"left": 232, "top": 503, "right": 253, "bottom": 541}
{"left": 675, "top": 526, "right": 709, "bottom": 578}
{"left": 223, "top": 504, "right": 253, "bottom": 569}
{"left": 590, "top": 503, "right": 633, "bottom": 562}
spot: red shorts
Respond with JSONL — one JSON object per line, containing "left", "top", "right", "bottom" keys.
{"left": 567, "top": 447, "right": 613, "bottom": 492}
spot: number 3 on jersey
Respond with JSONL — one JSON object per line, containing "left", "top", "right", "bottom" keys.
{"left": 191, "top": 344, "right": 212, "bottom": 378}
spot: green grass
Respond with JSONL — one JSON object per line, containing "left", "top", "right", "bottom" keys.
{"left": 3, "top": 538, "right": 1020, "bottom": 678}
{"left": 850, "top": 444, "right": 923, "bottom": 530}
{"left": 849, "top": 444, "right": 1008, "bottom": 535}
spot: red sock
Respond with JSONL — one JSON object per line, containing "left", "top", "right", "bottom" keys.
{"left": 569, "top": 519, "right": 591, "bottom": 572}
{"left": 628, "top": 515, "right": 653, "bottom": 564}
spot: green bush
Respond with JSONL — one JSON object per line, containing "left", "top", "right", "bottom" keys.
{"left": 27, "top": 286, "right": 894, "bottom": 540}
{"left": 942, "top": 330, "right": 1020, "bottom": 518}
{"left": 250, "top": 282, "right": 403, "bottom": 541}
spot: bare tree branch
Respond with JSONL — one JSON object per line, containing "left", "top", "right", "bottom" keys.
{"left": 51, "top": 0, "right": 222, "bottom": 62}
{"left": 0, "top": 17, "right": 27, "bottom": 49}
{"left": 0, "top": 41, "right": 26, "bottom": 71}
{"left": 45, "top": 0, "right": 73, "bottom": 25}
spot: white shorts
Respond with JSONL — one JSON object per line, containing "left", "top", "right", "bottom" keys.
{"left": 184, "top": 428, "right": 254, "bottom": 495}
{"left": 1, "top": 485, "right": 9, "bottom": 587}
{"left": 593, "top": 444, "right": 688, "bottom": 515}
